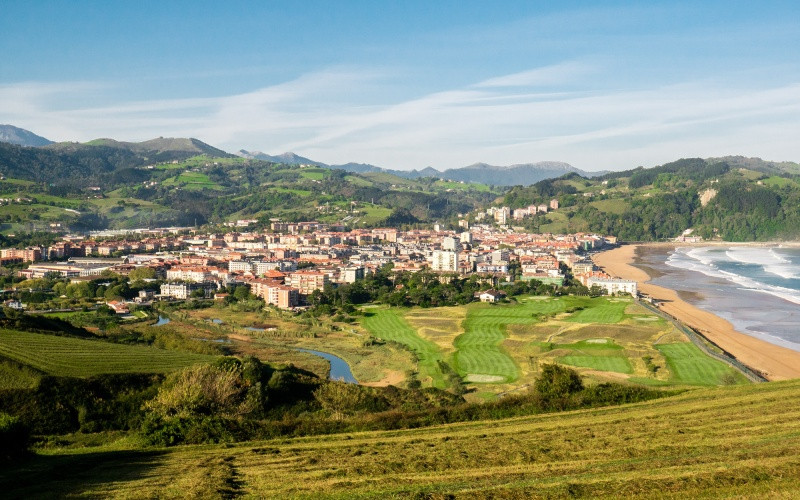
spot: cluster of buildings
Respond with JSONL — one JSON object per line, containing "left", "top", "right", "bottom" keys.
{"left": 474, "top": 199, "right": 559, "bottom": 225}
{"left": 5, "top": 221, "right": 637, "bottom": 311}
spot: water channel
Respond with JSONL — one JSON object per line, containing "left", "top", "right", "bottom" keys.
{"left": 296, "top": 348, "right": 357, "bottom": 384}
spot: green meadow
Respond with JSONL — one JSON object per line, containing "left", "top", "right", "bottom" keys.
{"left": 0, "top": 329, "right": 215, "bottom": 379}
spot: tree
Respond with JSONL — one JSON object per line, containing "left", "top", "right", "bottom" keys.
{"left": 232, "top": 285, "right": 252, "bottom": 301}
{"left": 129, "top": 267, "right": 157, "bottom": 281}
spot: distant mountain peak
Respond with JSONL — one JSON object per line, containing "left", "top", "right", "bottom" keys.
{"left": 0, "top": 124, "right": 53, "bottom": 147}
{"left": 237, "top": 150, "right": 324, "bottom": 166}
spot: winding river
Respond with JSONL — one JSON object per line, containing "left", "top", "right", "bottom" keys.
{"left": 296, "top": 348, "right": 357, "bottom": 384}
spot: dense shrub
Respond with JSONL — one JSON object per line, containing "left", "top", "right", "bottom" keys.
{"left": 0, "top": 412, "right": 30, "bottom": 461}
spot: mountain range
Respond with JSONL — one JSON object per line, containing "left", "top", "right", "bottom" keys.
{"left": 2, "top": 125, "right": 797, "bottom": 188}
{"left": 0, "top": 124, "right": 595, "bottom": 186}
{"left": 237, "top": 149, "right": 594, "bottom": 186}
{"left": 0, "top": 124, "right": 54, "bottom": 147}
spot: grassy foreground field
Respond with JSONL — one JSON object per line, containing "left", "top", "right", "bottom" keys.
{"left": 6, "top": 379, "right": 800, "bottom": 498}
{"left": 0, "top": 329, "right": 215, "bottom": 378}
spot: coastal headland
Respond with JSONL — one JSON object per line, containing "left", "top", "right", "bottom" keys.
{"left": 594, "top": 243, "right": 800, "bottom": 381}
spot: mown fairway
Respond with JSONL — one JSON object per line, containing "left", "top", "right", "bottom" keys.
{"left": 565, "top": 297, "right": 629, "bottom": 324}
{"left": 0, "top": 330, "right": 215, "bottom": 378}
{"left": 360, "top": 297, "right": 748, "bottom": 389}
{"left": 360, "top": 308, "right": 446, "bottom": 387}
{"left": 454, "top": 297, "right": 630, "bottom": 383}
{"left": 657, "top": 342, "right": 747, "bottom": 385}
{"left": 559, "top": 354, "right": 633, "bottom": 373}
{"left": 7, "top": 380, "right": 800, "bottom": 498}
{"left": 454, "top": 302, "right": 541, "bottom": 383}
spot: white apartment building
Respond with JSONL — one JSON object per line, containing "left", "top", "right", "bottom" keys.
{"left": 586, "top": 277, "right": 638, "bottom": 296}
{"left": 430, "top": 250, "right": 459, "bottom": 272}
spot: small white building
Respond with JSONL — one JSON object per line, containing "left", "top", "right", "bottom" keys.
{"left": 476, "top": 289, "right": 506, "bottom": 303}
{"left": 586, "top": 277, "right": 638, "bottom": 296}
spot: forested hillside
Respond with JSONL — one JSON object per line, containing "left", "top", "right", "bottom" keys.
{"left": 503, "top": 158, "right": 800, "bottom": 241}
{"left": 0, "top": 140, "right": 498, "bottom": 232}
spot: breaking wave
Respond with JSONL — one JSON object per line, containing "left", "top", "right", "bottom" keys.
{"left": 666, "top": 246, "right": 800, "bottom": 306}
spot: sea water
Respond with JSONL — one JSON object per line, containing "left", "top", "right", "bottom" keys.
{"left": 638, "top": 246, "right": 800, "bottom": 351}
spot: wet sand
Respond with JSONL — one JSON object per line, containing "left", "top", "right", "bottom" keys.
{"left": 594, "top": 244, "right": 800, "bottom": 381}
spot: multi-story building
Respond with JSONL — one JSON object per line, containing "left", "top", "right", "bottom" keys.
{"left": 441, "top": 236, "right": 461, "bottom": 252}
{"left": 494, "top": 207, "right": 511, "bottom": 225}
{"left": 166, "top": 266, "right": 212, "bottom": 282}
{"left": 264, "top": 285, "right": 298, "bottom": 309}
{"left": 430, "top": 250, "right": 459, "bottom": 272}
{"left": 159, "top": 282, "right": 217, "bottom": 300}
{"left": 0, "top": 247, "right": 42, "bottom": 262}
{"left": 586, "top": 277, "right": 638, "bottom": 296}
{"left": 571, "top": 260, "right": 595, "bottom": 275}
{"left": 228, "top": 260, "right": 253, "bottom": 273}
{"left": 286, "top": 271, "right": 329, "bottom": 295}
{"left": 342, "top": 266, "right": 365, "bottom": 283}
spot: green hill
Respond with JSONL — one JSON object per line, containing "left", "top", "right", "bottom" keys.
{"left": 0, "top": 141, "right": 500, "bottom": 231}
{"left": 504, "top": 157, "right": 800, "bottom": 241}
{"left": 3, "top": 379, "right": 799, "bottom": 497}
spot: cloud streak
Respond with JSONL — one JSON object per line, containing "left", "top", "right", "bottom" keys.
{"left": 2, "top": 64, "right": 800, "bottom": 171}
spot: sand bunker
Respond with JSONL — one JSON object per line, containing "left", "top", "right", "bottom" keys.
{"left": 466, "top": 374, "right": 506, "bottom": 383}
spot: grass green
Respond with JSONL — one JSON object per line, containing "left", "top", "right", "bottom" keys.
{"left": 565, "top": 298, "right": 629, "bottom": 323}
{"left": 343, "top": 175, "right": 373, "bottom": 187}
{"left": 360, "top": 308, "right": 446, "bottom": 387}
{"left": 6, "top": 380, "right": 800, "bottom": 498}
{"left": 762, "top": 176, "right": 797, "bottom": 188}
{"left": 657, "top": 342, "right": 746, "bottom": 385}
{"left": 0, "top": 330, "right": 216, "bottom": 378}
{"left": 559, "top": 354, "right": 633, "bottom": 373}
{"left": 357, "top": 296, "right": 745, "bottom": 389}
{"left": 453, "top": 303, "right": 538, "bottom": 382}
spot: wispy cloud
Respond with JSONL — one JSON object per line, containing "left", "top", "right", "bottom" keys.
{"left": 2, "top": 64, "right": 800, "bottom": 171}
{"left": 474, "top": 61, "right": 594, "bottom": 88}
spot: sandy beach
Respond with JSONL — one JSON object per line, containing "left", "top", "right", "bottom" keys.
{"left": 594, "top": 244, "right": 800, "bottom": 381}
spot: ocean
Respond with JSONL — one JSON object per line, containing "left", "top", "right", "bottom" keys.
{"left": 635, "top": 245, "right": 800, "bottom": 352}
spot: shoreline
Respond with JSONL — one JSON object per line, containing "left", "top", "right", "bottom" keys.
{"left": 594, "top": 244, "right": 800, "bottom": 381}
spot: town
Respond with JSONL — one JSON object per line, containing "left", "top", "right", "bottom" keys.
{"left": 1, "top": 215, "right": 636, "bottom": 314}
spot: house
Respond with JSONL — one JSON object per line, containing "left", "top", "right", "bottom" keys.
{"left": 476, "top": 289, "right": 506, "bottom": 303}
{"left": 106, "top": 300, "right": 130, "bottom": 314}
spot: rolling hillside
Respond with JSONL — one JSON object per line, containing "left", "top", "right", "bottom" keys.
{"left": 0, "top": 138, "right": 501, "bottom": 232}
{"left": 3, "top": 379, "right": 799, "bottom": 497}
{"left": 503, "top": 157, "right": 800, "bottom": 241}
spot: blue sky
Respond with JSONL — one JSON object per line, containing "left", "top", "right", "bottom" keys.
{"left": 2, "top": 1, "right": 799, "bottom": 171}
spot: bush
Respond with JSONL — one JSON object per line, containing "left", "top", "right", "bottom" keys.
{"left": 140, "top": 414, "right": 238, "bottom": 446}
{"left": 0, "top": 412, "right": 30, "bottom": 461}
{"left": 534, "top": 364, "right": 584, "bottom": 410}
{"left": 313, "top": 382, "right": 389, "bottom": 420}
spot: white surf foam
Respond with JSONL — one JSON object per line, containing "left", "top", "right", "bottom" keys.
{"left": 667, "top": 246, "right": 800, "bottom": 306}
{"left": 725, "top": 247, "right": 800, "bottom": 280}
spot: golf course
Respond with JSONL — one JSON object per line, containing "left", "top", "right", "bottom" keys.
{"left": 360, "top": 296, "right": 747, "bottom": 393}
